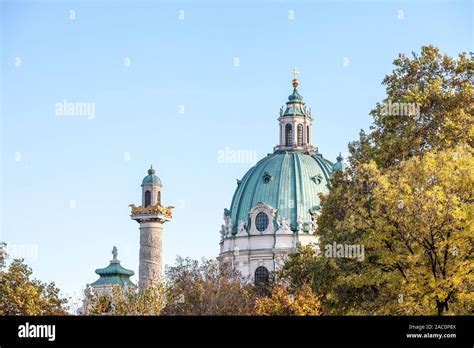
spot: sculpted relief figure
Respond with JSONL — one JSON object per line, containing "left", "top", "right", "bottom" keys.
{"left": 237, "top": 219, "right": 246, "bottom": 235}
{"left": 129, "top": 204, "right": 173, "bottom": 217}
{"left": 277, "top": 217, "right": 291, "bottom": 233}
{"left": 297, "top": 216, "right": 303, "bottom": 233}
{"left": 224, "top": 217, "right": 233, "bottom": 236}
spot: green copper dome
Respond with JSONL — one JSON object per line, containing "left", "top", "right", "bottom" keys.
{"left": 228, "top": 150, "right": 333, "bottom": 233}
{"left": 332, "top": 153, "right": 348, "bottom": 172}
{"left": 224, "top": 75, "right": 338, "bottom": 235}
{"left": 288, "top": 90, "right": 303, "bottom": 102}
{"left": 90, "top": 247, "right": 135, "bottom": 287}
{"left": 91, "top": 263, "right": 135, "bottom": 287}
{"left": 282, "top": 79, "right": 310, "bottom": 117}
{"left": 141, "top": 166, "right": 162, "bottom": 187}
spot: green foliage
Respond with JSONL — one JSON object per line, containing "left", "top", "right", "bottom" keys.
{"left": 282, "top": 46, "right": 473, "bottom": 316}
{"left": 317, "top": 146, "right": 473, "bottom": 315}
{"left": 87, "top": 282, "right": 166, "bottom": 315}
{"left": 0, "top": 244, "right": 69, "bottom": 315}
{"left": 350, "top": 45, "right": 473, "bottom": 168}
{"left": 163, "top": 257, "right": 257, "bottom": 315}
{"left": 277, "top": 244, "right": 337, "bottom": 312}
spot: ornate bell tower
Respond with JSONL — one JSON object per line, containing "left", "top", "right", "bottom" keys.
{"left": 129, "top": 166, "right": 173, "bottom": 288}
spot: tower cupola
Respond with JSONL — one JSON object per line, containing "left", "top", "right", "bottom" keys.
{"left": 141, "top": 165, "right": 162, "bottom": 207}
{"left": 275, "top": 68, "right": 315, "bottom": 152}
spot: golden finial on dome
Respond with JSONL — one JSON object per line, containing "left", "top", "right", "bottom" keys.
{"left": 291, "top": 67, "right": 299, "bottom": 89}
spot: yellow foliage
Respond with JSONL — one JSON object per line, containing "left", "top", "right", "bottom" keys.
{"left": 254, "top": 284, "right": 322, "bottom": 316}
{"left": 0, "top": 257, "right": 68, "bottom": 315}
{"left": 87, "top": 282, "right": 166, "bottom": 315}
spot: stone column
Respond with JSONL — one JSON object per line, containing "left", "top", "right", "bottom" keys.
{"left": 138, "top": 221, "right": 163, "bottom": 288}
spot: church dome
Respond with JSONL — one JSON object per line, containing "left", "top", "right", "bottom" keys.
{"left": 228, "top": 150, "right": 333, "bottom": 233}
{"left": 141, "top": 166, "right": 162, "bottom": 186}
{"left": 332, "top": 153, "right": 348, "bottom": 172}
{"left": 219, "top": 71, "right": 345, "bottom": 284}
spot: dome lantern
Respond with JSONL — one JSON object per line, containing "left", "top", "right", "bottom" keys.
{"left": 275, "top": 69, "right": 315, "bottom": 153}
{"left": 141, "top": 165, "right": 162, "bottom": 187}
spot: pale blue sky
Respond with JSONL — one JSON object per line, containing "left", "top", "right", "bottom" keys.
{"left": 1, "top": 0, "right": 472, "bottom": 305}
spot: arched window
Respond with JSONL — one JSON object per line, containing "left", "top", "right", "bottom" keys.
{"left": 254, "top": 266, "right": 269, "bottom": 284}
{"left": 285, "top": 124, "right": 293, "bottom": 146}
{"left": 157, "top": 191, "right": 161, "bottom": 205}
{"left": 145, "top": 190, "right": 151, "bottom": 207}
{"left": 307, "top": 125, "right": 310, "bottom": 144}
{"left": 255, "top": 212, "right": 269, "bottom": 232}
{"left": 297, "top": 124, "right": 303, "bottom": 146}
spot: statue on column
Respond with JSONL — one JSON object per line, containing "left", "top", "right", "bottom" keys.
{"left": 297, "top": 216, "right": 303, "bottom": 233}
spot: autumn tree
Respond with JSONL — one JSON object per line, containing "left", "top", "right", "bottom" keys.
{"left": 162, "top": 257, "right": 257, "bottom": 315}
{"left": 85, "top": 257, "right": 261, "bottom": 316}
{"left": 0, "top": 242, "right": 6, "bottom": 270}
{"left": 366, "top": 145, "right": 473, "bottom": 314}
{"left": 87, "top": 282, "right": 166, "bottom": 315}
{"left": 317, "top": 146, "right": 473, "bottom": 315}
{"left": 286, "top": 46, "right": 473, "bottom": 315}
{"left": 0, "top": 243, "right": 69, "bottom": 315}
{"left": 351, "top": 45, "right": 472, "bottom": 167}
{"left": 277, "top": 244, "right": 339, "bottom": 314}
{"left": 254, "top": 283, "right": 322, "bottom": 316}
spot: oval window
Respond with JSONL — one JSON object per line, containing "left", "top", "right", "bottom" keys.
{"left": 255, "top": 212, "right": 269, "bottom": 232}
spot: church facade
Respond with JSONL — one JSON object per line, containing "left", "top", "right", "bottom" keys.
{"left": 218, "top": 74, "right": 345, "bottom": 283}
